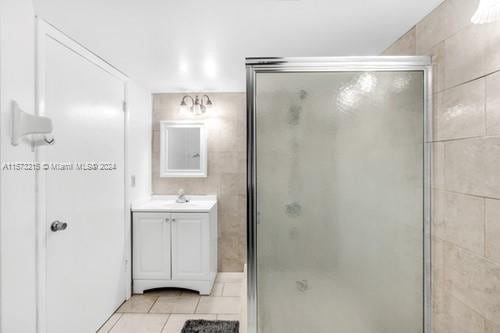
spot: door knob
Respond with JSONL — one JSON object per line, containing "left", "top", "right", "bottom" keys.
{"left": 50, "top": 220, "right": 68, "bottom": 232}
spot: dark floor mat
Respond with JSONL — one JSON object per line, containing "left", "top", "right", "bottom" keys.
{"left": 181, "top": 319, "right": 239, "bottom": 333}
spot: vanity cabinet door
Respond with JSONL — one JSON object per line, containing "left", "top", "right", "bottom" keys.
{"left": 133, "top": 213, "right": 171, "bottom": 280}
{"left": 171, "top": 213, "right": 210, "bottom": 281}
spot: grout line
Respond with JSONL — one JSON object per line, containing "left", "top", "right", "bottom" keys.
{"left": 484, "top": 198, "right": 488, "bottom": 258}
{"left": 448, "top": 292, "right": 490, "bottom": 323}
{"left": 434, "top": 236, "right": 500, "bottom": 266}
{"left": 439, "top": 289, "right": 488, "bottom": 322}
{"left": 159, "top": 314, "right": 170, "bottom": 333}
{"left": 452, "top": 69, "right": 500, "bottom": 93}
{"left": 434, "top": 188, "right": 500, "bottom": 201}
{"left": 431, "top": 135, "right": 483, "bottom": 143}
{"left": 147, "top": 296, "right": 160, "bottom": 313}
{"left": 484, "top": 76, "right": 488, "bottom": 137}
{"left": 439, "top": 70, "right": 500, "bottom": 96}
{"left": 193, "top": 296, "right": 201, "bottom": 314}
{"left": 106, "top": 313, "right": 122, "bottom": 333}
{"left": 427, "top": 62, "right": 500, "bottom": 97}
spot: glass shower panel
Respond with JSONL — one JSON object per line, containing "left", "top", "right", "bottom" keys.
{"left": 255, "top": 71, "right": 424, "bottom": 333}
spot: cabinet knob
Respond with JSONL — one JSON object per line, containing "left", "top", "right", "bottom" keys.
{"left": 172, "top": 218, "right": 176, "bottom": 222}
{"left": 165, "top": 218, "right": 169, "bottom": 222}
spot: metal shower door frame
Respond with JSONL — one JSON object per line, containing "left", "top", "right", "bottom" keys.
{"left": 246, "top": 56, "right": 432, "bottom": 333}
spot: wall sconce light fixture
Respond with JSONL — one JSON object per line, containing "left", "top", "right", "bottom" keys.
{"left": 471, "top": 0, "right": 500, "bottom": 24}
{"left": 180, "top": 95, "right": 213, "bottom": 115}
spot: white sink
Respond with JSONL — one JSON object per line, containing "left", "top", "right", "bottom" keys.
{"left": 161, "top": 202, "right": 201, "bottom": 209}
{"left": 132, "top": 195, "right": 217, "bottom": 212}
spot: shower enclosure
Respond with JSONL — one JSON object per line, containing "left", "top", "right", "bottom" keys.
{"left": 246, "top": 57, "right": 431, "bottom": 333}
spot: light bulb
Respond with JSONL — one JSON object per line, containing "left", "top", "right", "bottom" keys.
{"left": 192, "top": 103, "right": 202, "bottom": 115}
{"left": 179, "top": 99, "right": 189, "bottom": 113}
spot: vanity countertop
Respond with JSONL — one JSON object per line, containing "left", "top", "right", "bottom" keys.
{"left": 132, "top": 195, "right": 217, "bottom": 213}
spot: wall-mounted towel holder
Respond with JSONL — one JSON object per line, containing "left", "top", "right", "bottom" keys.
{"left": 11, "top": 101, "right": 54, "bottom": 146}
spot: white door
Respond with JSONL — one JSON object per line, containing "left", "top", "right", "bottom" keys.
{"left": 37, "top": 22, "right": 127, "bottom": 333}
{"left": 171, "top": 213, "right": 210, "bottom": 281}
{"left": 133, "top": 213, "right": 171, "bottom": 280}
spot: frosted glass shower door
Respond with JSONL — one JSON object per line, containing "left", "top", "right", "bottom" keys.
{"left": 248, "top": 59, "right": 429, "bottom": 333}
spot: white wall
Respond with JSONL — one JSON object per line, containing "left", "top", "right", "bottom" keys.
{"left": 124, "top": 81, "right": 152, "bottom": 297}
{"left": 127, "top": 81, "right": 152, "bottom": 204}
{"left": 0, "top": 1, "right": 152, "bottom": 330}
{"left": 0, "top": 0, "right": 38, "bottom": 332}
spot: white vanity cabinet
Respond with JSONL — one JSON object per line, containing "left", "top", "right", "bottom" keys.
{"left": 133, "top": 213, "right": 172, "bottom": 280}
{"left": 171, "top": 213, "right": 210, "bottom": 281}
{"left": 132, "top": 196, "right": 217, "bottom": 295}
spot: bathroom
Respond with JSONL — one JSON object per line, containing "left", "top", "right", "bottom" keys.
{"left": 0, "top": 0, "right": 499, "bottom": 332}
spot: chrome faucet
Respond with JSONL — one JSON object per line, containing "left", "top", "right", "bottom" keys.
{"left": 176, "top": 188, "right": 189, "bottom": 203}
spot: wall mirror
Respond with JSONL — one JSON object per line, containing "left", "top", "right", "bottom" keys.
{"left": 160, "top": 121, "right": 207, "bottom": 177}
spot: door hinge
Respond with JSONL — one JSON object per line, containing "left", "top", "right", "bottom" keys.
{"left": 124, "top": 259, "right": 129, "bottom": 272}
{"left": 122, "top": 101, "right": 127, "bottom": 112}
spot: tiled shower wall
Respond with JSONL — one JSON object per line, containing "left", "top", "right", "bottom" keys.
{"left": 152, "top": 93, "right": 246, "bottom": 272}
{"left": 383, "top": 0, "right": 500, "bottom": 331}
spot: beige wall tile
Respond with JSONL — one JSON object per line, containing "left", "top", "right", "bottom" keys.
{"left": 485, "top": 199, "right": 500, "bottom": 263}
{"left": 432, "top": 287, "right": 485, "bottom": 333}
{"left": 218, "top": 217, "right": 245, "bottom": 272}
{"left": 432, "top": 142, "right": 445, "bottom": 189}
{"left": 416, "top": 0, "right": 478, "bottom": 54}
{"left": 416, "top": 1, "right": 451, "bottom": 54}
{"left": 444, "top": 24, "right": 484, "bottom": 89}
{"left": 153, "top": 177, "right": 209, "bottom": 196}
{"left": 152, "top": 130, "right": 160, "bottom": 154}
{"left": 428, "top": 42, "right": 446, "bottom": 94}
{"left": 484, "top": 22, "right": 500, "bottom": 80}
{"left": 433, "top": 238, "right": 500, "bottom": 325}
{"left": 152, "top": 93, "right": 246, "bottom": 272}
{"left": 432, "top": 189, "right": 485, "bottom": 255}
{"left": 387, "top": 0, "right": 500, "bottom": 331}
{"left": 208, "top": 151, "right": 243, "bottom": 175}
{"left": 382, "top": 27, "right": 416, "bottom": 55}
{"left": 444, "top": 21, "right": 500, "bottom": 89}
{"left": 217, "top": 194, "right": 246, "bottom": 218}
{"left": 431, "top": 237, "right": 447, "bottom": 291}
{"left": 486, "top": 71, "right": 500, "bottom": 136}
{"left": 219, "top": 173, "right": 245, "bottom": 197}
{"left": 433, "top": 79, "right": 485, "bottom": 141}
{"left": 485, "top": 319, "right": 500, "bottom": 333}
{"left": 444, "top": 137, "right": 500, "bottom": 198}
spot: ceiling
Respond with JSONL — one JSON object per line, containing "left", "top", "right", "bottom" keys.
{"left": 34, "top": 0, "right": 443, "bottom": 92}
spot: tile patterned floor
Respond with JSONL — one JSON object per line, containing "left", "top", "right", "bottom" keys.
{"left": 98, "top": 273, "right": 246, "bottom": 333}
